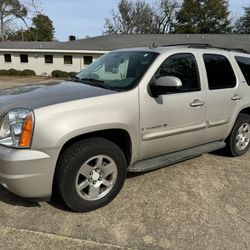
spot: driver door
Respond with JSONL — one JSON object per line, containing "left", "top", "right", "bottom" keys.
{"left": 139, "top": 52, "right": 207, "bottom": 160}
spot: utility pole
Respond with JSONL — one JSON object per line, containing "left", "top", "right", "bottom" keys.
{"left": 21, "top": 27, "right": 24, "bottom": 41}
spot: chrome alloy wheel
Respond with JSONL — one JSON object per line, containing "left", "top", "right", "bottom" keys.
{"left": 236, "top": 123, "right": 250, "bottom": 151}
{"left": 75, "top": 155, "right": 118, "bottom": 201}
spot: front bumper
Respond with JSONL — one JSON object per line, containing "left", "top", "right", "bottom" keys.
{"left": 0, "top": 145, "right": 57, "bottom": 199}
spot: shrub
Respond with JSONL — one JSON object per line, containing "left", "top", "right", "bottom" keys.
{"left": 0, "top": 69, "right": 9, "bottom": 76}
{"left": 52, "top": 70, "right": 69, "bottom": 78}
{"left": 21, "top": 69, "right": 36, "bottom": 76}
{"left": 8, "top": 68, "right": 22, "bottom": 76}
{"left": 68, "top": 72, "right": 78, "bottom": 78}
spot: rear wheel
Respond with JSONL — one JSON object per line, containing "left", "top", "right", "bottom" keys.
{"left": 55, "top": 138, "right": 127, "bottom": 212}
{"left": 225, "top": 113, "right": 250, "bottom": 156}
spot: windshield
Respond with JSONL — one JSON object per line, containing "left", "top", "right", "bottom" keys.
{"left": 75, "top": 51, "right": 158, "bottom": 91}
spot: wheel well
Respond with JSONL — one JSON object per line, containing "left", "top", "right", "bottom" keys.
{"left": 58, "top": 129, "right": 132, "bottom": 166}
{"left": 240, "top": 107, "right": 250, "bottom": 116}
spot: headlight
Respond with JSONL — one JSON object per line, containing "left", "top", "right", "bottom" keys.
{"left": 0, "top": 109, "right": 34, "bottom": 148}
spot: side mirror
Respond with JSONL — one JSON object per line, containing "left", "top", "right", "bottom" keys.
{"left": 150, "top": 76, "right": 182, "bottom": 97}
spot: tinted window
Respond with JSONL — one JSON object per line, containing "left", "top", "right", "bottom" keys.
{"left": 156, "top": 53, "right": 200, "bottom": 92}
{"left": 45, "top": 55, "right": 53, "bottom": 64}
{"left": 84, "top": 56, "right": 93, "bottom": 65}
{"left": 203, "top": 54, "right": 236, "bottom": 89}
{"left": 20, "top": 54, "right": 28, "bottom": 63}
{"left": 235, "top": 56, "right": 250, "bottom": 85}
{"left": 64, "top": 55, "right": 72, "bottom": 64}
{"left": 4, "top": 54, "right": 11, "bottom": 63}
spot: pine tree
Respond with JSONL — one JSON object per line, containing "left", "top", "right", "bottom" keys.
{"left": 175, "top": 0, "right": 231, "bottom": 33}
{"left": 235, "top": 6, "right": 250, "bottom": 34}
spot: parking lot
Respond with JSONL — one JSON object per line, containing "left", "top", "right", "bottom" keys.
{"left": 0, "top": 77, "right": 249, "bottom": 250}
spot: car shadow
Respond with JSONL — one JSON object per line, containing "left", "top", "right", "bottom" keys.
{"left": 0, "top": 186, "right": 41, "bottom": 208}
{"left": 208, "top": 148, "right": 231, "bottom": 157}
{"left": 0, "top": 185, "right": 71, "bottom": 211}
{"left": 47, "top": 196, "right": 73, "bottom": 212}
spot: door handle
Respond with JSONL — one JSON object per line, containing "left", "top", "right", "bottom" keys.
{"left": 231, "top": 94, "right": 242, "bottom": 101}
{"left": 190, "top": 99, "right": 205, "bottom": 107}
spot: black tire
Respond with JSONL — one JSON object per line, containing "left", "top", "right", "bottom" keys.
{"left": 54, "top": 137, "right": 127, "bottom": 212}
{"left": 225, "top": 113, "right": 250, "bottom": 157}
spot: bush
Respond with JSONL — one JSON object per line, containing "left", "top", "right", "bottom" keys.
{"left": 21, "top": 69, "right": 36, "bottom": 76}
{"left": 52, "top": 70, "right": 69, "bottom": 78}
{"left": 8, "top": 68, "right": 22, "bottom": 76}
{"left": 68, "top": 72, "right": 78, "bottom": 78}
{"left": 0, "top": 70, "right": 9, "bottom": 76}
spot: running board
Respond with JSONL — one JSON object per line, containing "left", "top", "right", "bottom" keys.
{"left": 128, "top": 141, "right": 226, "bottom": 172}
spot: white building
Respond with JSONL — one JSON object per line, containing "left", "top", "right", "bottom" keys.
{"left": 0, "top": 42, "right": 108, "bottom": 75}
{"left": 0, "top": 34, "right": 250, "bottom": 76}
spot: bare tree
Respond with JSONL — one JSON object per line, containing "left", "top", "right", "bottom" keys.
{"left": 104, "top": 0, "right": 178, "bottom": 35}
{"left": 104, "top": 0, "right": 156, "bottom": 34}
{"left": 22, "top": 0, "right": 42, "bottom": 16}
{"left": 0, "top": 0, "right": 42, "bottom": 41}
{"left": 0, "top": 0, "right": 27, "bottom": 41}
{"left": 153, "top": 0, "right": 178, "bottom": 34}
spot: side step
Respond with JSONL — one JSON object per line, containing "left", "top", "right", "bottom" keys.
{"left": 128, "top": 141, "right": 226, "bottom": 172}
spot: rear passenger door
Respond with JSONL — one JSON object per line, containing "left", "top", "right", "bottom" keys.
{"left": 202, "top": 53, "right": 244, "bottom": 142}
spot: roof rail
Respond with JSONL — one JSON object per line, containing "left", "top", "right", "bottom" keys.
{"left": 215, "top": 47, "right": 249, "bottom": 54}
{"left": 162, "top": 43, "right": 212, "bottom": 48}
{"left": 162, "top": 43, "right": 249, "bottom": 54}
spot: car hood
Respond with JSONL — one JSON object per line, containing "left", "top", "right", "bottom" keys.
{"left": 0, "top": 80, "right": 116, "bottom": 115}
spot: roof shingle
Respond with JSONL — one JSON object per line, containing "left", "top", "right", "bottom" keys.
{"left": 0, "top": 34, "right": 250, "bottom": 52}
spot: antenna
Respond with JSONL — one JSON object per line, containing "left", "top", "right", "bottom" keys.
{"left": 149, "top": 42, "right": 157, "bottom": 49}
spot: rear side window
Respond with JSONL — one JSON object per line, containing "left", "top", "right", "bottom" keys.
{"left": 156, "top": 53, "right": 200, "bottom": 92}
{"left": 203, "top": 54, "right": 236, "bottom": 90}
{"left": 235, "top": 56, "right": 250, "bottom": 85}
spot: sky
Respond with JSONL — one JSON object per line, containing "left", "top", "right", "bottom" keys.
{"left": 40, "top": 0, "right": 249, "bottom": 41}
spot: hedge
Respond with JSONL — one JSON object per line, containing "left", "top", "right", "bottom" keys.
{"left": 0, "top": 69, "right": 77, "bottom": 77}
{"left": 68, "top": 72, "right": 78, "bottom": 78}
{"left": 51, "top": 70, "right": 69, "bottom": 78}
{"left": 0, "top": 69, "right": 36, "bottom": 76}
{"left": 8, "top": 69, "right": 21, "bottom": 76}
{"left": 21, "top": 69, "right": 36, "bottom": 76}
{"left": 0, "top": 69, "right": 9, "bottom": 76}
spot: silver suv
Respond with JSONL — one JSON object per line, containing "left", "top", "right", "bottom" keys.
{"left": 0, "top": 44, "right": 250, "bottom": 212}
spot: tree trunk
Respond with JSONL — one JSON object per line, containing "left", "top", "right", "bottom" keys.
{"left": 0, "top": 2, "right": 4, "bottom": 41}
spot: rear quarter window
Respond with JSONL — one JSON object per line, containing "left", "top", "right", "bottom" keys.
{"left": 235, "top": 56, "right": 250, "bottom": 86}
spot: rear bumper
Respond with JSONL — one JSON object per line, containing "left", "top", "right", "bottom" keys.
{"left": 0, "top": 145, "right": 58, "bottom": 199}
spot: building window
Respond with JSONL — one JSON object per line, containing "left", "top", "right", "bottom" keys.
{"left": 20, "top": 54, "right": 28, "bottom": 63}
{"left": 64, "top": 55, "right": 72, "bottom": 64}
{"left": 4, "top": 54, "right": 11, "bottom": 63}
{"left": 45, "top": 55, "right": 53, "bottom": 64}
{"left": 84, "top": 56, "right": 93, "bottom": 65}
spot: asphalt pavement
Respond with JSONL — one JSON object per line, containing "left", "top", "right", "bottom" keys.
{"left": 0, "top": 77, "right": 249, "bottom": 250}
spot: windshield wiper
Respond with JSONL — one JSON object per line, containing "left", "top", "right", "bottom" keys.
{"left": 74, "top": 77, "right": 119, "bottom": 91}
{"left": 80, "top": 78, "right": 109, "bottom": 90}
{"left": 72, "top": 77, "right": 121, "bottom": 91}
{"left": 80, "top": 78, "right": 105, "bottom": 84}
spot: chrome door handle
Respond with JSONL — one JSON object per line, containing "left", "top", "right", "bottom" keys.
{"left": 190, "top": 99, "right": 205, "bottom": 107}
{"left": 231, "top": 94, "right": 242, "bottom": 101}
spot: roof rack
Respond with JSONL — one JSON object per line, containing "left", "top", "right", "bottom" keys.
{"left": 162, "top": 43, "right": 249, "bottom": 54}
{"left": 162, "top": 43, "right": 212, "bottom": 48}
{"left": 215, "top": 47, "right": 248, "bottom": 54}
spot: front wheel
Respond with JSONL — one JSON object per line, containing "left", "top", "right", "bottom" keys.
{"left": 55, "top": 138, "right": 127, "bottom": 212}
{"left": 225, "top": 113, "right": 250, "bottom": 157}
